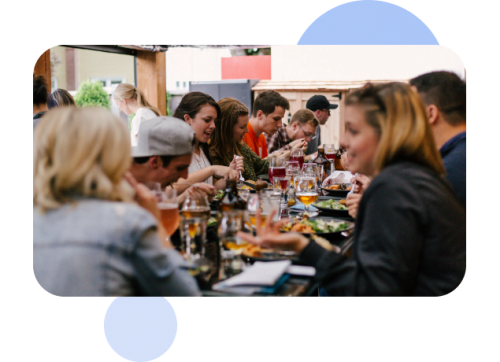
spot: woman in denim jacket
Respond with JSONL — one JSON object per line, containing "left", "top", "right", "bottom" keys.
{"left": 33, "top": 107, "right": 200, "bottom": 296}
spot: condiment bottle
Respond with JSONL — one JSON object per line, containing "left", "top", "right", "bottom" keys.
{"left": 219, "top": 178, "right": 247, "bottom": 211}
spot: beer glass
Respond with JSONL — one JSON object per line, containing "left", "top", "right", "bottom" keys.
{"left": 218, "top": 210, "right": 246, "bottom": 277}
{"left": 295, "top": 176, "right": 319, "bottom": 214}
{"left": 158, "top": 187, "right": 179, "bottom": 244}
{"left": 180, "top": 193, "right": 210, "bottom": 259}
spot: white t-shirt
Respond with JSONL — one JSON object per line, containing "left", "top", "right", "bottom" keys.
{"left": 188, "top": 147, "right": 213, "bottom": 185}
{"left": 130, "top": 108, "right": 158, "bottom": 146}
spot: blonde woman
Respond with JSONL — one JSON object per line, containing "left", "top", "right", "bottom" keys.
{"left": 113, "top": 83, "right": 161, "bottom": 146}
{"left": 239, "top": 83, "right": 466, "bottom": 296}
{"left": 33, "top": 107, "right": 199, "bottom": 296}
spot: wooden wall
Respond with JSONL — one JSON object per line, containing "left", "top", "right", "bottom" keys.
{"left": 34, "top": 49, "right": 51, "bottom": 92}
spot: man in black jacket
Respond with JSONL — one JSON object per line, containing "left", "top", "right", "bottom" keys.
{"left": 410, "top": 71, "right": 466, "bottom": 206}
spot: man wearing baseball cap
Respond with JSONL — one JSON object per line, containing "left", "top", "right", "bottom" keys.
{"left": 129, "top": 117, "right": 214, "bottom": 201}
{"left": 305, "top": 95, "right": 338, "bottom": 155}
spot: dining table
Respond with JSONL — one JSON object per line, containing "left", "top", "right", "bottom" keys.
{"left": 171, "top": 190, "right": 355, "bottom": 297}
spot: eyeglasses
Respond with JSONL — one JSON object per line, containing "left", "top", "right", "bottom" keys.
{"left": 297, "top": 123, "right": 316, "bottom": 140}
{"left": 321, "top": 109, "right": 331, "bottom": 116}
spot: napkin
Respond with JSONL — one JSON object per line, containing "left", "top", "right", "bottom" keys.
{"left": 322, "top": 171, "right": 354, "bottom": 187}
{"left": 213, "top": 260, "right": 292, "bottom": 290}
{"left": 289, "top": 204, "right": 318, "bottom": 212}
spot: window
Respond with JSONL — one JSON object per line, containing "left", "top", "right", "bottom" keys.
{"left": 183, "top": 81, "right": 186, "bottom": 88}
{"left": 176, "top": 81, "right": 180, "bottom": 88}
{"left": 91, "top": 77, "right": 126, "bottom": 88}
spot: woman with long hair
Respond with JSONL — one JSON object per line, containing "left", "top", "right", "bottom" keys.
{"left": 33, "top": 107, "right": 199, "bottom": 296}
{"left": 51, "top": 88, "right": 76, "bottom": 107}
{"left": 209, "top": 97, "right": 269, "bottom": 181}
{"left": 113, "top": 83, "right": 161, "bottom": 146}
{"left": 173, "top": 92, "right": 241, "bottom": 192}
{"left": 238, "top": 82, "right": 466, "bottom": 296}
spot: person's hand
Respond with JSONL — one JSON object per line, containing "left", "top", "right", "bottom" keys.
{"left": 124, "top": 172, "right": 160, "bottom": 220}
{"left": 350, "top": 174, "right": 371, "bottom": 194}
{"left": 289, "top": 138, "right": 308, "bottom": 150}
{"left": 213, "top": 166, "right": 239, "bottom": 180}
{"left": 237, "top": 210, "right": 310, "bottom": 253}
{"left": 279, "top": 150, "right": 291, "bottom": 161}
{"left": 341, "top": 152, "right": 350, "bottom": 171}
{"left": 229, "top": 155, "right": 244, "bottom": 173}
{"left": 188, "top": 183, "right": 215, "bottom": 202}
{"left": 305, "top": 151, "right": 318, "bottom": 161}
{"left": 346, "top": 193, "right": 363, "bottom": 219}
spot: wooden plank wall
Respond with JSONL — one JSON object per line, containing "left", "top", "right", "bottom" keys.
{"left": 34, "top": 49, "right": 51, "bottom": 92}
{"left": 136, "top": 51, "right": 167, "bottom": 115}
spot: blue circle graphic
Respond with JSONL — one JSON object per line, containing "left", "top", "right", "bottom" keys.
{"left": 298, "top": 0, "right": 438, "bottom": 45}
{"left": 104, "top": 298, "right": 177, "bottom": 362}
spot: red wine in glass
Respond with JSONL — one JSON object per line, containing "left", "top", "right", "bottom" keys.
{"left": 290, "top": 155, "right": 304, "bottom": 169}
{"left": 325, "top": 152, "right": 336, "bottom": 161}
{"left": 279, "top": 178, "right": 289, "bottom": 190}
{"left": 269, "top": 167, "right": 286, "bottom": 184}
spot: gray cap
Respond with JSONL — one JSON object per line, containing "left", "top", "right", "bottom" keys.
{"left": 132, "top": 116, "right": 195, "bottom": 157}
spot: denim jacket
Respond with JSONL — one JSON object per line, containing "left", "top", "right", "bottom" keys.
{"left": 33, "top": 199, "right": 200, "bottom": 296}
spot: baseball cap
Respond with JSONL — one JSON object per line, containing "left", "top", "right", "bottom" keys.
{"left": 132, "top": 116, "right": 195, "bottom": 157}
{"left": 306, "top": 95, "right": 339, "bottom": 111}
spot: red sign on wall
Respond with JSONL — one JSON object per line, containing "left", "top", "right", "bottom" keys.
{"left": 221, "top": 55, "right": 271, "bottom": 80}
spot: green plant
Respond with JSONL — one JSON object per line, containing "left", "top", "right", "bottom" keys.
{"left": 166, "top": 91, "right": 172, "bottom": 116}
{"left": 74, "top": 80, "right": 111, "bottom": 109}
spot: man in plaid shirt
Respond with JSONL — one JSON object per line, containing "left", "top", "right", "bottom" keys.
{"left": 265, "top": 109, "right": 319, "bottom": 154}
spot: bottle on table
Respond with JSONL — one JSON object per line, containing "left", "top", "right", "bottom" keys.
{"left": 335, "top": 147, "right": 345, "bottom": 171}
{"left": 219, "top": 178, "right": 247, "bottom": 212}
{"left": 311, "top": 145, "right": 332, "bottom": 181}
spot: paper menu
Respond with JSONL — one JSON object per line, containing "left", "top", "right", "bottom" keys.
{"left": 213, "top": 260, "right": 292, "bottom": 290}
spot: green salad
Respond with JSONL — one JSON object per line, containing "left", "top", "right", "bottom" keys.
{"left": 314, "top": 199, "right": 348, "bottom": 210}
{"left": 303, "top": 218, "right": 351, "bottom": 233}
{"left": 214, "top": 189, "right": 225, "bottom": 200}
{"left": 282, "top": 218, "right": 351, "bottom": 233}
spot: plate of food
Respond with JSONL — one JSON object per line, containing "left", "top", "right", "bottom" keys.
{"left": 240, "top": 244, "right": 298, "bottom": 263}
{"left": 313, "top": 197, "right": 349, "bottom": 216}
{"left": 280, "top": 215, "right": 354, "bottom": 237}
{"left": 321, "top": 183, "right": 352, "bottom": 197}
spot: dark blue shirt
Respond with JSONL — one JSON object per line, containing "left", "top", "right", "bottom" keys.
{"left": 440, "top": 131, "right": 466, "bottom": 207}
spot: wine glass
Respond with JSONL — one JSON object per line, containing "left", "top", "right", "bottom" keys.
{"left": 269, "top": 156, "right": 286, "bottom": 184}
{"left": 290, "top": 148, "right": 305, "bottom": 170}
{"left": 180, "top": 193, "right": 210, "bottom": 260}
{"left": 295, "top": 176, "right": 319, "bottom": 215}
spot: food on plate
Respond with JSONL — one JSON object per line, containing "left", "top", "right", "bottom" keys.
{"left": 324, "top": 183, "right": 352, "bottom": 191}
{"left": 237, "top": 184, "right": 253, "bottom": 190}
{"left": 255, "top": 180, "right": 269, "bottom": 191}
{"left": 214, "top": 189, "right": 225, "bottom": 200}
{"left": 242, "top": 244, "right": 262, "bottom": 257}
{"left": 314, "top": 198, "right": 348, "bottom": 210}
{"left": 281, "top": 216, "right": 351, "bottom": 234}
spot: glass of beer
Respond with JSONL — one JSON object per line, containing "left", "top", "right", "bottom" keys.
{"left": 295, "top": 176, "right": 319, "bottom": 214}
{"left": 247, "top": 194, "right": 268, "bottom": 229}
{"left": 218, "top": 210, "right": 246, "bottom": 276}
{"left": 180, "top": 193, "right": 210, "bottom": 259}
{"left": 158, "top": 187, "right": 179, "bottom": 244}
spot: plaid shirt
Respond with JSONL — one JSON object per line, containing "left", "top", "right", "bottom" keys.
{"left": 264, "top": 127, "right": 292, "bottom": 154}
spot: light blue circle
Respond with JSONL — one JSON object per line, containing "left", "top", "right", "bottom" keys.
{"left": 298, "top": 0, "right": 438, "bottom": 45}
{"left": 104, "top": 298, "right": 177, "bottom": 362}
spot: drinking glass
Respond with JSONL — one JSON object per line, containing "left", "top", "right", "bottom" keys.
{"left": 273, "top": 176, "right": 290, "bottom": 196}
{"left": 324, "top": 144, "right": 336, "bottom": 161}
{"left": 262, "top": 189, "right": 281, "bottom": 222}
{"left": 145, "top": 182, "right": 163, "bottom": 203}
{"left": 290, "top": 148, "right": 305, "bottom": 170}
{"left": 295, "top": 176, "right": 319, "bottom": 214}
{"left": 157, "top": 188, "right": 179, "bottom": 244}
{"left": 269, "top": 156, "right": 286, "bottom": 185}
{"left": 218, "top": 210, "right": 246, "bottom": 277}
{"left": 238, "top": 189, "right": 250, "bottom": 202}
{"left": 180, "top": 193, "right": 210, "bottom": 260}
